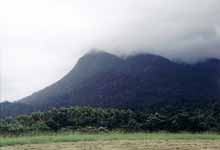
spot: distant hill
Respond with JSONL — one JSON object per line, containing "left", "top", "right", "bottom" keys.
{"left": 1, "top": 51, "right": 220, "bottom": 118}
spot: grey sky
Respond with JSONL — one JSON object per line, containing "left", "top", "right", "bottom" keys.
{"left": 0, "top": 0, "right": 220, "bottom": 101}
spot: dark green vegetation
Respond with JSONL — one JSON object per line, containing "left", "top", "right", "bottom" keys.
{"left": 1, "top": 132, "right": 220, "bottom": 148}
{"left": 1, "top": 51, "right": 220, "bottom": 118}
{"left": 1, "top": 103, "right": 220, "bottom": 136}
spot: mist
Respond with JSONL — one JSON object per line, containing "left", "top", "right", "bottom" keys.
{"left": 1, "top": 0, "right": 220, "bottom": 101}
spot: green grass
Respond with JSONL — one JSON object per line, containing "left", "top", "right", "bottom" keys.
{"left": 1, "top": 132, "right": 220, "bottom": 147}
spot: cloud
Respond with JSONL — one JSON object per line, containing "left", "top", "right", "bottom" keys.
{"left": 0, "top": 0, "right": 220, "bottom": 101}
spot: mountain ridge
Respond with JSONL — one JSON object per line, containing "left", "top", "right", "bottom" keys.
{"left": 1, "top": 51, "right": 220, "bottom": 118}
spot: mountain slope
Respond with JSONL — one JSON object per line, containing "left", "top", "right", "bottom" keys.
{"left": 1, "top": 51, "right": 220, "bottom": 117}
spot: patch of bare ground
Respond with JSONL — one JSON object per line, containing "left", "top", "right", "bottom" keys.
{"left": 0, "top": 140, "right": 220, "bottom": 150}
{"left": 1, "top": 140, "right": 220, "bottom": 150}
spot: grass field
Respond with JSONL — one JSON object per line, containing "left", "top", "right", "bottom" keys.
{"left": 1, "top": 132, "right": 220, "bottom": 150}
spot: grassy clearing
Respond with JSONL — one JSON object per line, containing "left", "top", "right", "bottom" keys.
{"left": 1, "top": 132, "right": 220, "bottom": 148}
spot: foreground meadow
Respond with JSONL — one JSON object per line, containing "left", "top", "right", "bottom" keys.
{"left": 1, "top": 132, "right": 220, "bottom": 150}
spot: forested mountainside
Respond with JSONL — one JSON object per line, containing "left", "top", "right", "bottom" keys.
{"left": 1, "top": 51, "right": 220, "bottom": 118}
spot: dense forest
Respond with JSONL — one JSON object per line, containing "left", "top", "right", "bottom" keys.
{"left": 1, "top": 101, "right": 220, "bottom": 135}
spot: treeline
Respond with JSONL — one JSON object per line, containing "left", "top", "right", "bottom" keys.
{"left": 1, "top": 103, "right": 220, "bottom": 135}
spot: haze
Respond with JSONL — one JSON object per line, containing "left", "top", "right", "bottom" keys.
{"left": 0, "top": 0, "right": 220, "bottom": 101}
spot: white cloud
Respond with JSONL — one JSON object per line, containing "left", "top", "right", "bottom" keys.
{"left": 1, "top": 0, "right": 220, "bottom": 101}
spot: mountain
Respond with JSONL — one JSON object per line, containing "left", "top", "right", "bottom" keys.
{"left": 1, "top": 51, "right": 220, "bottom": 118}
{"left": 0, "top": 101, "right": 35, "bottom": 118}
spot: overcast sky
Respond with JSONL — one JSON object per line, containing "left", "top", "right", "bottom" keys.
{"left": 1, "top": 0, "right": 220, "bottom": 102}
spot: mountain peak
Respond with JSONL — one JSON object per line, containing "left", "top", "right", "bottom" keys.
{"left": 205, "top": 58, "right": 220, "bottom": 64}
{"left": 126, "top": 53, "right": 171, "bottom": 61}
{"left": 2, "top": 50, "right": 220, "bottom": 117}
{"left": 80, "top": 50, "right": 122, "bottom": 63}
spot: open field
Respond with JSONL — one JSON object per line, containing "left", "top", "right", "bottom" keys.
{"left": 2, "top": 140, "right": 220, "bottom": 150}
{"left": 1, "top": 132, "right": 220, "bottom": 150}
